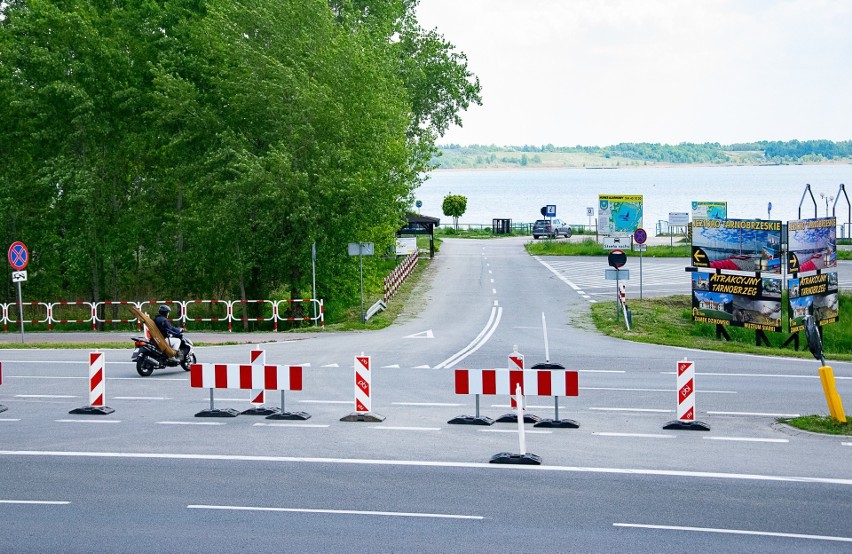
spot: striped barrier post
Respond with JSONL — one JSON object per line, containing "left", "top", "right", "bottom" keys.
{"left": 190, "top": 361, "right": 308, "bottom": 419}
{"left": 663, "top": 358, "right": 710, "bottom": 431}
{"left": 0, "top": 361, "right": 6, "bottom": 413}
{"left": 69, "top": 351, "right": 115, "bottom": 415}
{"left": 449, "top": 368, "right": 579, "bottom": 428}
{"left": 341, "top": 353, "right": 385, "bottom": 422}
{"left": 490, "top": 383, "right": 542, "bottom": 465}
{"left": 241, "top": 348, "right": 279, "bottom": 416}
{"left": 496, "top": 346, "right": 542, "bottom": 424}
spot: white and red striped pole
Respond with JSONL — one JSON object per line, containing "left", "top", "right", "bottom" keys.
{"left": 249, "top": 348, "right": 266, "bottom": 407}
{"left": 664, "top": 357, "right": 710, "bottom": 431}
{"left": 341, "top": 353, "right": 385, "bottom": 422}
{"left": 508, "top": 346, "right": 524, "bottom": 410}
{"left": 69, "top": 351, "right": 114, "bottom": 415}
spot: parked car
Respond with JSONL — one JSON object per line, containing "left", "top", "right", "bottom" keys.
{"left": 532, "top": 219, "right": 572, "bottom": 239}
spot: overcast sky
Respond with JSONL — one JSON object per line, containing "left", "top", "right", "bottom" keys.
{"left": 415, "top": 0, "right": 852, "bottom": 147}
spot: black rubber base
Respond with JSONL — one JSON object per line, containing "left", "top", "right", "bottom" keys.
{"left": 496, "top": 413, "right": 541, "bottom": 424}
{"left": 447, "top": 415, "right": 494, "bottom": 426}
{"left": 0, "top": 405, "right": 7, "bottom": 414}
{"left": 266, "top": 411, "right": 312, "bottom": 421}
{"left": 195, "top": 408, "right": 240, "bottom": 418}
{"left": 489, "top": 452, "right": 542, "bottom": 465}
{"left": 663, "top": 420, "right": 711, "bottom": 431}
{"left": 340, "top": 412, "right": 386, "bottom": 422}
{"left": 241, "top": 406, "right": 281, "bottom": 416}
{"left": 68, "top": 406, "right": 115, "bottom": 415}
{"left": 534, "top": 418, "right": 580, "bottom": 429}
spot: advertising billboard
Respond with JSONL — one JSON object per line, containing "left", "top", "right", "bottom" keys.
{"left": 691, "top": 272, "right": 783, "bottom": 332}
{"left": 598, "top": 195, "right": 643, "bottom": 235}
{"left": 786, "top": 217, "right": 836, "bottom": 274}
{"left": 788, "top": 271, "right": 839, "bottom": 332}
{"left": 691, "top": 219, "right": 783, "bottom": 273}
{"left": 691, "top": 201, "right": 727, "bottom": 221}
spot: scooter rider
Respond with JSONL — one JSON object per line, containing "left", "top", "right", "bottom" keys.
{"left": 153, "top": 305, "right": 184, "bottom": 361}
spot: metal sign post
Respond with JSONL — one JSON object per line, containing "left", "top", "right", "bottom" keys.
{"left": 311, "top": 242, "right": 317, "bottom": 326}
{"left": 348, "top": 242, "right": 374, "bottom": 324}
{"left": 8, "top": 242, "right": 29, "bottom": 343}
{"left": 633, "top": 228, "right": 647, "bottom": 299}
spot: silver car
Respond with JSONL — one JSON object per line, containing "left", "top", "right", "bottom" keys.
{"left": 532, "top": 219, "right": 572, "bottom": 239}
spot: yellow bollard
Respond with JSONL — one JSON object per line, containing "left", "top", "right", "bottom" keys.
{"left": 818, "top": 366, "right": 847, "bottom": 423}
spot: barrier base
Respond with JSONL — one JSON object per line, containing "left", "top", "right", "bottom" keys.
{"left": 241, "top": 406, "right": 281, "bottom": 416}
{"left": 266, "top": 411, "right": 312, "bottom": 421}
{"left": 69, "top": 406, "right": 115, "bottom": 415}
{"left": 195, "top": 408, "right": 240, "bottom": 418}
{"left": 663, "top": 420, "right": 711, "bottom": 431}
{"left": 489, "top": 452, "right": 542, "bottom": 465}
{"left": 340, "top": 412, "right": 386, "bottom": 422}
{"left": 496, "top": 413, "right": 541, "bottom": 424}
{"left": 0, "top": 405, "right": 7, "bottom": 414}
{"left": 534, "top": 418, "right": 580, "bottom": 429}
{"left": 447, "top": 415, "right": 494, "bottom": 426}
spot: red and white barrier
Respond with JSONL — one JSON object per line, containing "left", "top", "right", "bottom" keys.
{"left": 454, "top": 369, "right": 579, "bottom": 397}
{"left": 383, "top": 251, "right": 419, "bottom": 303}
{"left": 69, "top": 351, "right": 114, "bottom": 415}
{"left": 249, "top": 348, "right": 266, "bottom": 407}
{"left": 508, "top": 347, "right": 524, "bottom": 410}
{"left": 663, "top": 358, "right": 710, "bottom": 431}
{"left": 341, "top": 353, "right": 385, "bottom": 422}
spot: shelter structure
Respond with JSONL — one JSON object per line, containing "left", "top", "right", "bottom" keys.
{"left": 398, "top": 213, "right": 440, "bottom": 258}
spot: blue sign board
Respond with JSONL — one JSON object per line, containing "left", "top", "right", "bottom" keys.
{"left": 545, "top": 205, "right": 556, "bottom": 218}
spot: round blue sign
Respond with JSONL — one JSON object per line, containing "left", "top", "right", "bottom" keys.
{"left": 633, "top": 227, "right": 647, "bottom": 245}
{"left": 415, "top": 200, "right": 422, "bottom": 208}
{"left": 8, "top": 241, "right": 29, "bottom": 270}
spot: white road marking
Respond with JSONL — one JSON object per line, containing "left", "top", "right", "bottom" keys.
{"left": 55, "top": 419, "right": 121, "bottom": 424}
{"left": 114, "top": 396, "right": 167, "bottom": 401}
{"left": 492, "top": 288, "right": 497, "bottom": 294}
{"left": 404, "top": 330, "right": 434, "bottom": 339}
{"left": 589, "top": 407, "right": 673, "bottom": 413}
{"left": 157, "top": 421, "right": 226, "bottom": 426}
{"left": 613, "top": 523, "right": 852, "bottom": 543}
{"left": 582, "top": 387, "right": 736, "bottom": 394}
{"left": 490, "top": 404, "right": 560, "bottom": 410}
{"left": 5, "top": 450, "right": 852, "bottom": 485}
{"left": 6, "top": 375, "right": 84, "bottom": 379}
{"left": 187, "top": 505, "right": 483, "bottom": 520}
{"left": 369, "top": 426, "right": 441, "bottom": 431}
{"left": 321, "top": 364, "right": 340, "bottom": 368}
{"left": 708, "top": 411, "right": 800, "bottom": 417}
{"left": 16, "top": 395, "right": 77, "bottom": 399}
{"left": 0, "top": 500, "right": 70, "bottom": 506}
{"left": 111, "top": 377, "right": 187, "bottom": 381}
{"left": 703, "top": 437, "right": 789, "bottom": 443}
{"left": 253, "top": 423, "right": 329, "bottom": 428}
{"left": 413, "top": 365, "right": 431, "bottom": 369}
{"left": 381, "top": 364, "right": 400, "bottom": 369}
{"left": 299, "top": 400, "right": 351, "bottom": 404}
{"left": 842, "top": 443, "right": 852, "bottom": 447}
{"left": 594, "top": 432, "right": 675, "bottom": 439}
{"left": 579, "top": 370, "right": 625, "bottom": 374}
{"left": 479, "top": 429, "right": 552, "bottom": 434}
{"left": 393, "top": 402, "right": 462, "bottom": 407}
{"left": 0, "top": 419, "right": 22, "bottom": 422}
{"left": 434, "top": 306, "right": 502, "bottom": 369}
{"left": 661, "top": 371, "right": 850, "bottom": 380}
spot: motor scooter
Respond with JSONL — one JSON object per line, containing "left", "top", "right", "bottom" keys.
{"left": 130, "top": 333, "right": 197, "bottom": 377}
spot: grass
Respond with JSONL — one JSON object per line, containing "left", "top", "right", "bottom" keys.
{"left": 527, "top": 238, "right": 691, "bottom": 257}
{"left": 590, "top": 293, "right": 852, "bottom": 362}
{"left": 780, "top": 415, "right": 852, "bottom": 435}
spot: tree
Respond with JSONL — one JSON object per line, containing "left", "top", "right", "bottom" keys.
{"left": 442, "top": 193, "right": 467, "bottom": 230}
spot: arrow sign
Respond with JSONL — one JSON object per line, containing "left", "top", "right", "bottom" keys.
{"left": 692, "top": 247, "right": 708, "bottom": 266}
{"left": 404, "top": 329, "right": 434, "bottom": 339}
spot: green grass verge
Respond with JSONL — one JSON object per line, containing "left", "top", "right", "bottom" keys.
{"left": 779, "top": 415, "right": 852, "bottom": 435}
{"left": 590, "top": 293, "right": 852, "bottom": 362}
{"left": 527, "top": 238, "right": 691, "bottom": 257}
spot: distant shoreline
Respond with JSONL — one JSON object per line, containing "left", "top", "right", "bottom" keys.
{"left": 430, "top": 159, "right": 852, "bottom": 172}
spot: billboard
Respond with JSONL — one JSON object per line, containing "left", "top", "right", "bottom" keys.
{"left": 691, "top": 201, "right": 727, "bottom": 221}
{"left": 598, "top": 195, "right": 643, "bottom": 235}
{"left": 788, "top": 271, "right": 839, "bottom": 332}
{"left": 786, "top": 217, "right": 836, "bottom": 274}
{"left": 691, "top": 272, "right": 783, "bottom": 332}
{"left": 691, "top": 219, "right": 783, "bottom": 274}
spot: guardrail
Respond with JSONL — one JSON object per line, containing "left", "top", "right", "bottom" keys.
{"left": 1, "top": 298, "right": 324, "bottom": 332}
{"left": 383, "top": 250, "right": 419, "bottom": 303}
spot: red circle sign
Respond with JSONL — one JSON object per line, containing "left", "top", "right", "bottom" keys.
{"left": 8, "top": 241, "right": 29, "bottom": 270}
{"left": 608, "top": 249, "right": 627, "bottom": 269}
{"left": 633, "top": 227, "right": 647, "bottom": 245}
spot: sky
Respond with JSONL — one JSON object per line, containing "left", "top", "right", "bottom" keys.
{"left": 415, "top": 0, "right": 852, "bottom": 147}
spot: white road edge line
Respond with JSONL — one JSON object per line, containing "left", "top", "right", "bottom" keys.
{"left": 392, "top": 402, "right": 462, "bottom": 407}
{"left": 594, "top": 432, "right": 676, "bottom": 439}
{"left": 613, "top": 523, "right": 852, "bottom": 543}
{"left": 253, "top": 423, "right": 329, "bottom": 428}
{"left": 187, "top": 505, "right": 483, "bottom": 520}
{"left": 0, "top": 500, "right": 70, "bottom": 505}
{"left": 157, "top": 421, "right": 225, "bottom": 426}
{"left": 369, "top": 426, "right": 441, "bottom": 431}
{"left": 708, "top": 411, "right": 800, "bottom": 417}
{"left": 55, "top": 419, "right": 121, "bottom": 424}
{"left": 703, "top": 437, "right": 789, "bottom": 443}
{"left": 589, "top": 407, "right": 673, "bottom": 413}
{"left": 5, "top": 451, "right": 852, "bottom": 486}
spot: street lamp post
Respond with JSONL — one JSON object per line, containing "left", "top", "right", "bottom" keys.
{"left": 820, "top": 192, "right": 834, "bottom": 217}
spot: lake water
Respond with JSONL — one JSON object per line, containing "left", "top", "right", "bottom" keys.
{"left": 414, "top": 164, "right": 852, "bottom": 234}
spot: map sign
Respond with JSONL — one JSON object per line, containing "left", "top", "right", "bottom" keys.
{"left": 597, "top": 195, "right": 643, "bottom": 235}
{"left": 691, "top": 201, "right": 727, "bottom": 221}
{"left": 691, "top": 272, "right": 783, "bottom": 332}
{"left": 786, "top": 217, "right": 836, "bottom": 274}
{"left": 788, "top": 271, "right": 839, "bottom": 332}
{"left": 691, "top": 219, "right": 782, "bottom": 274}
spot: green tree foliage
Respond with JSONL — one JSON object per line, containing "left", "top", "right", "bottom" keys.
{"left": 441, "top": 193, "right": 467, "bottom": 230}
{"left": 0, "top": 0, "right": 481, "bottom": 323}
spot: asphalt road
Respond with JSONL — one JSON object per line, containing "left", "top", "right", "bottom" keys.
{"left": 1, "top": 237, "right": 851, "bottom": 552}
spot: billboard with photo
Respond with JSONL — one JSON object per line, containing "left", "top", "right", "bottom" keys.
{"left": 788, "top": 271, "right": 839, "bottom": 332}
{"left": 691, "top": 272, "right": 783, "bottom": 332}
{"left": 691, "top": 218, "right": 783, "bottom": 273}
{"left": 691, "top": 201, "right": 727, "bottom": 221}
{"left": 597, "top": 195, "right": 643, "bottom": 235}
{"left": 786, "top": 217, "right": 836, "bottom": 274}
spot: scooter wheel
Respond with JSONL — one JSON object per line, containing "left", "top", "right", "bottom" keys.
{"left": 181, "top": 353, "right": 196, "bottom": 372}
{"left": 136, "top": 357, "right": 154, "bottom": 377}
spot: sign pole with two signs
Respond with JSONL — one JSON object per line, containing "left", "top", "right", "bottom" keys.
{"left": 605, "top": 249, "right": 630, "bottom": 329}
{"left": 348, "top": 242, "right": 374, "bottom": 324}
{"left": 8, "top": 241, "right": 29, "bottom": 342}
{"left": 633, "top": 227, "right": 647, "bottom": 299}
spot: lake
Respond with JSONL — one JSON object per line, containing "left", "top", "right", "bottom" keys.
{"left": 414, "top": 164, "right": 852, "bottom": 235}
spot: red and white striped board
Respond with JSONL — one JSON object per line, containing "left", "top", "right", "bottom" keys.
{"left": 354, "top": 355, "right": 372, "bottom": 413}
{"left": 249, "top": 349, "right": 266, "bottom": 405}
{"left": 508, "top": 348, "right": 524, "bottom": 409}
{"left": 190, "top": 363, "right": 303, "bottom": 391}
{"left": 89, "top": 352, "right": 106, "bottom": 407}
{"left": 454, "top": 369, "right": 579, "bottom": 397}
{"left": 676, "top": 359, "right": 695, "bottom": 422}
{"left": 618, "top": 282, "right": 627, "bottom": 305}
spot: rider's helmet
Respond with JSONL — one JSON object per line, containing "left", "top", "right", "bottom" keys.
{"left": 158, "top": 305, "right": 171, "bottom": 317}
